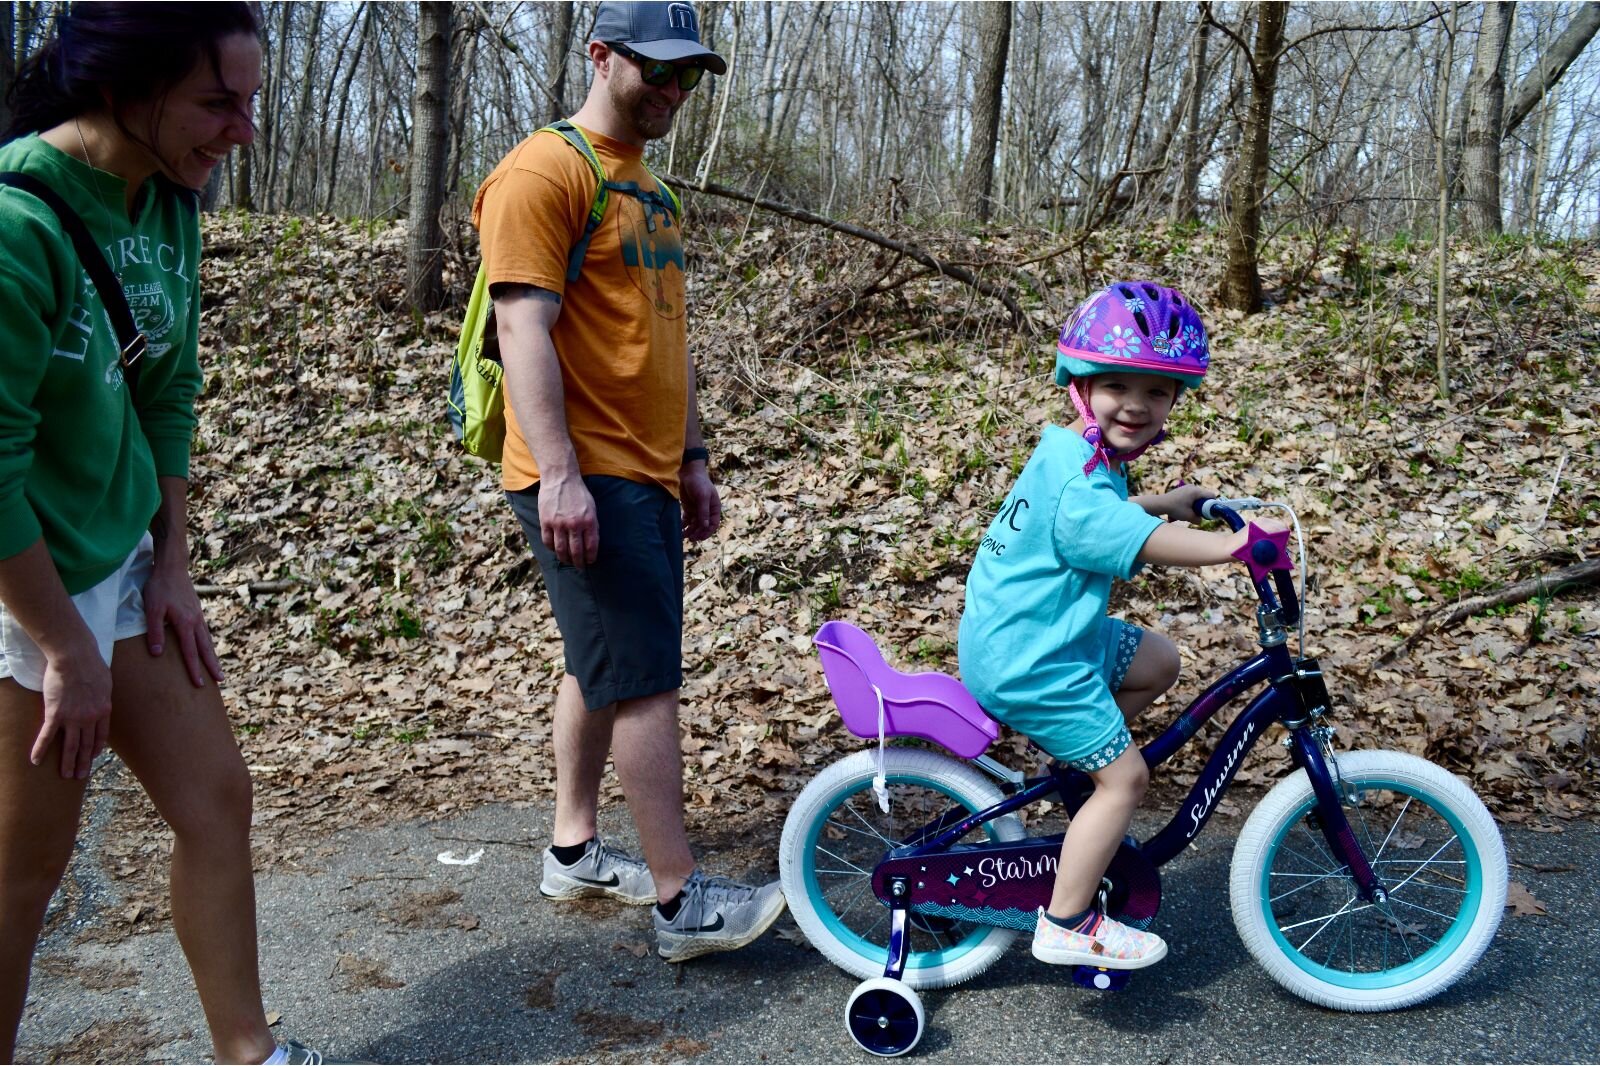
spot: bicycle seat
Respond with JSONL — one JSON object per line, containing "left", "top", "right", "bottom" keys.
{"left": 813, "top": 620, "right": 1000, "bottom": 758}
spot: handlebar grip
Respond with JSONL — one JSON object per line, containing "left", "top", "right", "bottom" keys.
{"left": 1200, "top": 497, "right": 1245, "bottom": 532}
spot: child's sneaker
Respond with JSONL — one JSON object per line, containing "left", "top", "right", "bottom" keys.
{"left": 1031, "top": 907, "right": 1168, "bottom": 969}
{"left": 653, "top": 870, "right": 787, "bottom": 962}
{"left": 539, "top": 838, "right": 657, "bottom": 905}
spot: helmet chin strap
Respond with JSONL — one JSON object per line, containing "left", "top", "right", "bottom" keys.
{"left": 1068, "top": 380, "right": 1166, "bottom": 476}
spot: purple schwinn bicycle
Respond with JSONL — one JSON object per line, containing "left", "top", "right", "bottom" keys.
{"left": 778, "top": 498, "right": 1507, "bottom": 1056}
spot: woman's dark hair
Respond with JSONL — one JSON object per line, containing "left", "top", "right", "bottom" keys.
{"left": 5, "top": 2, "right": 261, "bottom": 143}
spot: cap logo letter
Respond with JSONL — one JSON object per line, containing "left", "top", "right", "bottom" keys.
{"left": 668, "top": 2, "right": 696, "bottom": 31}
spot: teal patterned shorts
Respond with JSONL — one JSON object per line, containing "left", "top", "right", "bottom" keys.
{"left": 1065, "top": 618, "right": 1144, "bottom": 772}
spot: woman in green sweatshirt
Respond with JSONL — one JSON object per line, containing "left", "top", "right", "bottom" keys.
{"left": 0, "top": 7, "right": 331, "bottom": 1064}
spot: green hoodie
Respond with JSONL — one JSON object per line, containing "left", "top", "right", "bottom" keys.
{"left": 0, "top": 134, "right": 202, "bottom": 594}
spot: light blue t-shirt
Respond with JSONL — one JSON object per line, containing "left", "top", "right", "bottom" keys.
{"left": 957, "top": 426, "right": 1162, "bottom": 761}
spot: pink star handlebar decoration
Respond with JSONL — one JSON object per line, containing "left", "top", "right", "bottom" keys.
{"left": 1232, "top": 522, "right": 1294, "bottom": 584}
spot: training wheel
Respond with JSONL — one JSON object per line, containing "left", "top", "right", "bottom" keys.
{"left": 844, "top": 977, "right": 925, "bottom": 1057}
{"left": 1072, "top": 965, "right": 1131, "bottom": 992}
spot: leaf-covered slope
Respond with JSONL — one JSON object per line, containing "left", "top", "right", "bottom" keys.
{"left": 190, "top": 213, "right": 1598, "bottom": 843}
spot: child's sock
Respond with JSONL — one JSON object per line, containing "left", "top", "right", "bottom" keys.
{"left": 1045, "top": 907, "right": 1099, "bottom": 933}
{"left": 549, "top": 839, "right": 593, "bottom": 865}
{"left": 261, "top": 1046, "right": 289, "bottom": 1066}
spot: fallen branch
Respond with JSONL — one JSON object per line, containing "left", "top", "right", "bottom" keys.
{"left": 194, "top": 579, "right": 299, "bottom": 597}
{"left": 1374, "top": 556, "right": 1600, "bottom": 667}
{"left": 664, "top": 172, "right": 1032, "bottom": 329}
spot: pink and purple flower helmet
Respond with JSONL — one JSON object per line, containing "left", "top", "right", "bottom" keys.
{"left": 1053, "top": 281, "right": 1211, "bottom": 471}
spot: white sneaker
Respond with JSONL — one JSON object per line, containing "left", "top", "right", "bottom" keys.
{"left": 1031, "top": 908, "right": 1168, "bottom": 970}
{"left": 539, "top": 838, "right": 656, "bottom": 905}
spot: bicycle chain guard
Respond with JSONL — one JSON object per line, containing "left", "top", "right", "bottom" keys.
{"left": 872, "top": 836, "right": 1161, "bottom": 931}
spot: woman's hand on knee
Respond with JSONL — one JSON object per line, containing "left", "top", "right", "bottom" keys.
{"left": 35, "top": 646, "right": 113, "bottom": 779}
{"left": 142, "top": 565, "right": 224, "bottom": 687}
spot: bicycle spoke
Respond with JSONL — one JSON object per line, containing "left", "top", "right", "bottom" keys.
{"left": 1369, "top": 795, "right": 1415, "bottom": 864}
{"left": 1383, "top": 893, "right": 1460, "bottom": 925}
{"left": 814, "top": 841, "right": 875, "bottom": 878}
{"left": 1294, "top": 895, "right": 1361, "bottom": 953}
{"left": 1269, "top": 865, "right": 1352, "bottom": 904}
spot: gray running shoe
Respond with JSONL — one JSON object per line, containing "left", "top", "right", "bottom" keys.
{"left": 270, "top": 1036, "right": 369, "bottom": 1064}
{"left": 540, "top": 838, "right": 657, "bottom": 905}
{"left": 654, "top": 870, "right": 787, "bottom": 962}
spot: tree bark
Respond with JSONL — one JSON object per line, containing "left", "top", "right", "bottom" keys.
{"left": 236, "top": 140, "right": 255, "bottom": 212}
{"left": 544, "top": 0, "right": 575, "bottom": 123}
{"left": 1218, "top": 1, "right": 1287, "bottom": 314}
{"left": 958, "top": 1, "right": 1012, "bottom": 222}
{"left": 1173, "top": 4, "right": 1212, "bottom": 224}
{"left": 407, "top": 1, "right": 452, "bottom": 311}
{"left": 1502, "top": 0, "right": 1600, "bottom": 136}
{"left": 1460, "top": 2, "right": 1515, "bottom": 237}
{"left": 0, "top": 3, "right": 15, "bottom": 139}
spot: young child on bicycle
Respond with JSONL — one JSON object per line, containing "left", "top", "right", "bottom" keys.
{"left": 958, "top": 281, "right": 1286, "bottom": 970}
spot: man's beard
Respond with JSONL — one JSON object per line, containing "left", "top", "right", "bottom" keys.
{"left": 609, "top": 77, "right": 677, "bottom": 141}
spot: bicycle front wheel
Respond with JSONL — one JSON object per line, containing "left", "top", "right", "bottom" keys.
{"left": 1230, "top": 750, "right": 1507, "bottom": 1011}
{"left": 779, "top": 749, "right": 1024, "bottom": 989}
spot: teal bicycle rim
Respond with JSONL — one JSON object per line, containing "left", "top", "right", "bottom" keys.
{"left": 1259, "top": 776, "right": 1483, "bottom": 989}
{"left": 803, "top": 771, "right": 997, "bottom": 972}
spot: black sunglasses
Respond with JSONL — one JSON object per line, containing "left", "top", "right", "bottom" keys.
{"left": 607, "top": 42, "right": 705, "bottom": 91}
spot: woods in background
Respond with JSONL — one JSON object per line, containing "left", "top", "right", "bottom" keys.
{"left": 3, "top": 1, "right": 1597, "bottom": 312}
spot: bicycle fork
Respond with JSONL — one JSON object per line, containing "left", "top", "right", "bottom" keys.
{"left": 1288, "top": 728, "right": 1386, "bottom": 903}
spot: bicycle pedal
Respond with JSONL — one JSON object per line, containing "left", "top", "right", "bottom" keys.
{"left": 1072, "top": 965, "right": 1131, "bottom": 992}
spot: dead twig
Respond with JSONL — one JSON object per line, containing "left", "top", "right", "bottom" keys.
{"left": 193, "top": 580, "right": 299, "bottom": 597}
{"left": 663, "top": 172, "right": 1032, "bottom": 330}
{"left": 1374, "top": 555, "right": 1600, "bottom": 667}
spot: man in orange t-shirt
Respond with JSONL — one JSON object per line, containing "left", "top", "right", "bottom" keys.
{"left": 474, "top": 1, "right": 784, "bottom": 964}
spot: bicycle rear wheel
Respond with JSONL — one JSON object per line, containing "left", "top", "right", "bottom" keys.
{"left": 779, "top": 749, "right": 1024, "bottom": 989}
{"left": 1230, "top": 750, "right": 1507, "bottom": 1011}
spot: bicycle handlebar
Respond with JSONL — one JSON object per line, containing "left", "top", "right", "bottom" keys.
{"left": 1195, "top": 497, "right": 1301, "bottom": 627}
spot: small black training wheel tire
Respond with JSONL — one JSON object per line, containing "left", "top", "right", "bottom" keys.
{"left": 844, "top": 977, "right": 925, "bottom": 1057}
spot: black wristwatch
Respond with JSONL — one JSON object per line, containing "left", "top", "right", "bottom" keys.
{"left": 682, "top": 446, "right": 709, "bottom": 465}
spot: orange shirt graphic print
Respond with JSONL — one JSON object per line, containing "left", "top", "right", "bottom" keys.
{"left": 618, "top": 200, "right": 686, "bottom": 320}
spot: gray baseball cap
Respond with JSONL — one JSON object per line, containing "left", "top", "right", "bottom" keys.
{"left": 592, "top": 1, "right": 727, "bottom": 75}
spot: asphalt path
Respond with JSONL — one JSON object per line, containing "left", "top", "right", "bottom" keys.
{"left": 17, "top": 762, "right": 1599, "bottom": 1064}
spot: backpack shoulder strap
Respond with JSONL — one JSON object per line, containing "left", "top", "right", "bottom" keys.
{"left": 0, "top": 171, "right": 148, "bottom": 393}
{"left": 640, "top": 162, "right": 682, "bottom": 219}
{"left": 538, "top": 121, "right": 610, "bottom": 283}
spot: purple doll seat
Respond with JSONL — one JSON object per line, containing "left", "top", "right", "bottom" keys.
{"left": 813, "top": 620, "right": 1000, "bottom": 759}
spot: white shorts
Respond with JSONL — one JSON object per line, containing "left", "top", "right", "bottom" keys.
{"left": 0, "top": 533, "right": 153, "bottom": 691}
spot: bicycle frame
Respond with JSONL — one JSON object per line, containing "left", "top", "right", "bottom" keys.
{"left": 890, "top": 525, "right": 1385, "bottom": 907}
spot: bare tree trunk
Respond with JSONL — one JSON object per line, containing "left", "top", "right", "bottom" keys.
{"left": 1435, "top": 8, "right": 1460, "bottom": 400}
{"left": 261, "top": 2, "right": 296, "bottom": 213}
{"left": 322, "top": 3, "right": 373, "bottom": 214}
{"left": 236, "top": 141, "right": 255, "bottom": 212}
{"left": 282, "top": 1, "right": 326, "bottom": 213}
{"left": 696, "top": 1, "right": 739, "bottom": 184}
{"left": 545, "top": 0, "right": 575, "bottom": 122}
{"left": 0, "top": 3, "right": 15, "bottom": 138}
{"left": 1461, "top": 2, "right": 1514, "bottom": 236}
{"left": 1503, "top": 0, "right": 1600, "bottom": 136}
{"left": 407, "top": 1, "right": 452, "bottom": 311}
{"left": 1218, "top": 1, "right": 1286, "bottom": 314}
{"left": 447, "top": 14, "right": 477, "bottom": 200}
{"left": 1174, "top": 4, "right": 1211, "bottom": 223}
{"left": 958, "top": 1, "right": 1012, "bottom": 222}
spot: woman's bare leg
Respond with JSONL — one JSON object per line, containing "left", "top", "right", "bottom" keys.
{"left": 108, "top": 636, "right": 275, "bottom": 1065}
{"left": 0, "top": 679, "right": 90, "bottom": 1062}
